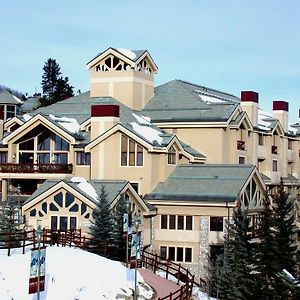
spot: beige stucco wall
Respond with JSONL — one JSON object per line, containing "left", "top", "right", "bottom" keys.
{"left": 89, "top": 70, "right": 154, "bottom": 111}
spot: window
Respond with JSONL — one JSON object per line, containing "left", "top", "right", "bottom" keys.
{"left": 70, "top": 217, "right": 77, "bottom": 229}
{"left": 55, "top": 135, "right": 69, "bottom": 151}
{"left": 169, "top": 215, "right": 176, "bottom": 230}
{"left": 38, "top": 131, "right": 50, "bottom": 150}
{"left": 19, "top": 139, "right": 34, "bottom": 150}
{"left": 185, "top": 248, "right": 192, "bottom": 262}
{"left": 60, "top": 216, "right": 68, "bottom": 230}
{"left": 160, "top": 215, "right": 193, "bottom": 230}
{"left": 121, "top": 135, "right": 143, "bottom": 166}
{"left": 210, "top": 217, "right": 223, "bottom": 231}
{"left": 51, "top": 216, "right": 57, "bottom": 230}
{"left": 65, "top": 192, "right": 74, "bottom": 207}
{"left": 258, "top": 134, "right": 264, "bottom": 146}
{"left": 130, "top": 183, "right": 139, "bottom": 194}
{"left": 160, "top": 246, "right": 167, "bottom": 260}
{"left": 54, "top": 153, "right": 68, "bottom": 164}
{"left": 37, "top": 153, "right": 50, "bottom": 164}
{"left": 168, "top": 247, "right": 175, "bottom": 261}
{"left": 6, "top": 105, "right": 15, "bottom": 120}
{"left": 177, "top": 216, "right": 184, "bottom": 230}
{"left": 239, "top": 157, "right": 245, "bottom": 164}
{"left": 76, "top": 152, "right": 91, "bottom": 165}
{"left": 186, "top": 216, "right": 193, "bottom": 230}
{"left": 288, "top": 140, "right": 292, "bottom": 150}
{"left": 160, "top": 246, "right": 193, "bottom": 263}
{"left": 272, "top": 160, "right": 278, "bottom": 172}
{"left": 54, "top": 193, "right": 63, "bottom": 207}
{"left": 177, "top": 247, "right": 184, "bottom": 262}
{"left": 168, "top": 146, "right": 176, "bottom": 165}
{"left": 161, "top": 215, "right": 168, "bottom": 229}
{"left": 0, "top": 152, "right": 7, "bottom": 163}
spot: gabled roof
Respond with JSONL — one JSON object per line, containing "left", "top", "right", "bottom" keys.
{"left": 24, "top": 178, "right": 154, "bottom": 214}
{"left": 144, "top": 164, "right": 257, "bottom": 203}
{"left": 142, "top": 80, "right": 239, "bottom": 123}
{"left": 0, "top": 90, "right": 23, "bottom": 105}
{"left": 26, "top": 91, "right": 204, "bottom": 159}
{"left": 86, "top": 47, "right": 158, "bottom": 73}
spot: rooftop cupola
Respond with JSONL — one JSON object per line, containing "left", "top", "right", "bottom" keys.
{"left": 87, "top": 47, "right": 158, "bottom": 111}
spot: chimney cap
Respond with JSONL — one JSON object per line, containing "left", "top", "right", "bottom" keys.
{"left": 273, "top": 101, "right": 289, "bottom": 112}
{"left": 91, "top": 104, "right": 120, "bottom": 118}
{"left": 241, "top": 91, "right": 259, "bottom": 103}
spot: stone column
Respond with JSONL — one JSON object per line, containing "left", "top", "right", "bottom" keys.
{"left": 199, "top": 216, "right": 210, "bottom": 281}
{"left": 1, "top": 179, "right": 7, "bottom": 201}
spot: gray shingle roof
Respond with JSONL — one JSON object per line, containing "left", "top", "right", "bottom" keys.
{"left": 0, "top": 91, "right": 23, "bottom": 105}
{"left": 24, "top": 179, "right": 129, "bottom": 206}
{"left": 25, "top": 92, "right": 204, "bottom": 157}
{"left": 144, "top": 164, "right": 255, "bottom": 202}
{"left": 87, "top": 47, "right": 147, "bottom": 65}
{"left": 142, "top": 80, "right": 239, "bottom": 123}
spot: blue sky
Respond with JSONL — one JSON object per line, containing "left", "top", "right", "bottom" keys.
{"left": 1, "top": 0, "right": 299, "bottom": 123}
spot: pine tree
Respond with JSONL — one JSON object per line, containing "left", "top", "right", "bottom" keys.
{"left": 41, "top": 58, "right": 74, "bottom": 105}
{"left": 0, "top": 198, "right": 20, "bottom": 247}
{"left": 41, "top": 58, "right": 61, "bottom": 100}
{"left": 110, "top": 195, "right": 127, "bottom": 261}
{"left": 254, "top": 196, "right": 279, "bottom": 299}
{"left": 217, "top": 221, "right": 242, "bottom": 300}
{"left": 273, "top": 179, "right": 297, "bottom": 275}
{"left": 89, "top": 186, "right": 114, "bottom": 256}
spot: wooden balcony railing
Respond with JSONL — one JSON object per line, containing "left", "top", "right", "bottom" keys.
{"left": 0, "top": 163, "right": 73, "bottom": 174}
{"left": 237, "top": 140, "right": 246, "bottom": 150}
{"left": 272, "top": 145, "right": 278, "bottom": 154}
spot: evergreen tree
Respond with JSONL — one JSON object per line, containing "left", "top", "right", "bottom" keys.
{"left": 273, "top": 179, "right": 297, "bottom": 275}
{"left": 254, "top": 196, "right": 279, "bottom": 299}
{"left": 110, "top": 195, "right": 127, "bottom": 261}
{"left": 217, "top": 207, "right": 255, "bottom": 300}
{"left": 89, "top": 186, "right": 114, "bottom": 255}
{"left": 0, "top": 198, "right": 20, "bottom": 247}
{"left": 41, "top": 58, "right": 74, "bottom": 106}
{"left": 217, "top": 221, "right": 242, "bottom": 300}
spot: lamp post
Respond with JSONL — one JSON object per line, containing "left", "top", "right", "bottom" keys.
{"left": 16, "top": 184, "right": 21, "bottom": 224}
{"left": 125, "top": 199, "right": 131, "bottom": 267}
{"left": 36, "top": 220, "right": 42, "bottom": 300}
{"left": 133, "top": 214, "right": 141, "bottom": 300}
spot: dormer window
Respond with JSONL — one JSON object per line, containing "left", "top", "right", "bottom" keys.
{"left": 168, "top": 146, "right": 176, "bottom": 165}
{"left": 0, "top": 104, "right": 17, "bottom": 121}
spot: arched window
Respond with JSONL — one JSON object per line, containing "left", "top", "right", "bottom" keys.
{"left": 168, "top": 146, "right": 176, "bottom": 165}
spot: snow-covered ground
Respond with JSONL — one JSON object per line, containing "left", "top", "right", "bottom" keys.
{"left": 0, "top": 246, "right": 154, "bottom": 300}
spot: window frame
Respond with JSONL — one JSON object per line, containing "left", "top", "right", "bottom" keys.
{"left": 120, "top": 135, "right": 144, "bottom": 167}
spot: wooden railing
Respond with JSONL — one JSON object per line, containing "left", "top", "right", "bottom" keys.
{"left": 1, "top": 230, "right": 196, "bottom": 299}
{"left": 0, "top": 163, "right": 73, "bottom": 173}
{"left": 142, "top": 250, "right": 195, "bottom": 300}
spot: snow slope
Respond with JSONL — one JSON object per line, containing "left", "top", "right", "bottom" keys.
{"left": 0, "top": 246, "right": 154, "bottom": 300}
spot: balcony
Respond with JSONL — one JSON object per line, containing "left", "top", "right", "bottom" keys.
{"left": 271, "top": 145, "right": 278, "bottom": 154}
{"left": 0, "top": 163, "right": 73, "bottom": 174}
{"left": 237, "top": 140, "right": 246, "bottom": 150}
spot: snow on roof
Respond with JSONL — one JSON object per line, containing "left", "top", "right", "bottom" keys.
{"left": 258, "top": 109, "right": 273, "bottom": 131}
{"left": 130, "top": 122, "right": 163, "bottom": 144}
{"left": 13, "top": 95, "right": 23, "bottom": 104}
{"left": 199, "top": 94, "right": 227, "bottom": 103}
{"left": 23, "top": 114, "right": 32, "bottom": 122}
{"left": 132, "top": 113, "right": 151, "bottom": 125}
{"left": 71, "top": 177, "right": 98, "bottom": 201}
{"left": 0, "top": 246, "right": 153, "bottom": 300}
{"left": 117, "top": 48, "right": 136, "bottom": 60}
{"left": 49, "top": 114, "right": 80, "bottom": 134}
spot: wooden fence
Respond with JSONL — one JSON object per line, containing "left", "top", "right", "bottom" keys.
{"left": 1, "top": 229, "right": 196, "bottom": 299}
{"left": 142, "top": 250, "right": 194, "bottom": 300}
